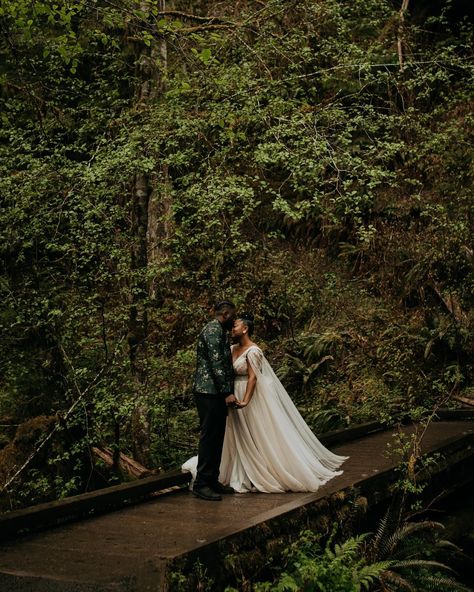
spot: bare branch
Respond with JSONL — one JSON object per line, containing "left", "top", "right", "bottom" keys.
{"left": 155, "top": 10, "right": 232, "bottom": 25}
{"left": 174, "top": 24, "right": 236, "bottom": 34}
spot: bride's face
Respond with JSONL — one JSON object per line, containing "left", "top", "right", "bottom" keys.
{"left": 231, "top": 319, "right": 246, "bottom": 341}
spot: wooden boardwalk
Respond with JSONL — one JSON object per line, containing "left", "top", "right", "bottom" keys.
{"left": 0, "top": 419, "right": 473, "bottom": 591}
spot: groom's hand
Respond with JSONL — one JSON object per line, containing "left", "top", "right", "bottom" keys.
{"left": 225, "top": 394, "right": 237, "bottom": 406}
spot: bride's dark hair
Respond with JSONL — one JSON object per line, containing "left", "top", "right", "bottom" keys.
{"left": 239, "top": 311, "right": 254, "bottom": 336}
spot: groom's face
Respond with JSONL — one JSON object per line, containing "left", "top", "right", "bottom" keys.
{"left": 221, "top": 309, "right": 236, "bottom": 331}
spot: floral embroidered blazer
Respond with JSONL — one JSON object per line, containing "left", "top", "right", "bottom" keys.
{"left": 192, "top": 319, "right": 234, "bottom": 396}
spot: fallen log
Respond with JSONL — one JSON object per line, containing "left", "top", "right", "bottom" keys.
{"left": 453, "top": 395, "right": 474, "bottom": 408}
{"left": 91, "top": 446, "right": 153, "bottom": 478}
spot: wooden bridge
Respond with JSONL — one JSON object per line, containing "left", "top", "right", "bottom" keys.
{"left": 1, "top": 410, "right": 473, "bottom": 591}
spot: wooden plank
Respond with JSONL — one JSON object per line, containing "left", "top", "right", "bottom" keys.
{"left": 436, "top": 407, "right": 474, "bottom": 420}
{"left": 1, "top": 411, "right": 472, "bottom": 541}
{"left": 0, "top": 469, "right": 191, "bottom": 540}
{"left": 320, "top": 408, "right": 474, "bottom": 446}
{"left": 319, "top": 421, "right": 383, "bottom": 446}
{"left": 355, "top": 431, "right": 474, "bottom": 502}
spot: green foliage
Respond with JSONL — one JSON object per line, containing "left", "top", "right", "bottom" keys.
{"left": 0, "top": 0, "right": 473, "bottom": 506}
{"left": 385, "top": 427, "right": 442, "bottom": 501}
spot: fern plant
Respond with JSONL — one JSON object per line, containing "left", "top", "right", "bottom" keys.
{"left": 364, "top": 509, "right": 472, "bottom": 592}
{"left": 252, "top": 528, "right": 390, "bottom": 592}
{"left": 245, "top": 510, "right": 472, "bottom": 592}
{"left": 277, "top": 331, "right": 348, "bottom": 389}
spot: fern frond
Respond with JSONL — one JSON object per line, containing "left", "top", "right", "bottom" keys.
{"left": 419, "top": 574, "right": 474, "bottom": 592}
{"left": 370, "top": 508, "right": 393, "bottom": 560}
{"left": 380, "top": 570, "right": 416, "bottom": 591}
{"left": 356, "top": 561, "right": 394, "bottom": 590}
{"left": 336, "top": 533, "right": 366, "bottom": 557}
{"left": 436, "top": 538, "right": 464, "bottom": 554}
{"left": 393, "top": 559, "right": 456, "bottom": 573}
{"left": 389, "top": 520, "right": 444, "bottom": 551}
{"left": 387, "top": 520, "right": 445, "bottom": 559}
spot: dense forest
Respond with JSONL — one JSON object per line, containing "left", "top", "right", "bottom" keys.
{"left": 0, "top": 0, "right": 473, "bottom": 514}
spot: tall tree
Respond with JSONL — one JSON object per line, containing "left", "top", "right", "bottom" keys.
{"left": 128, "top": 0, "right": 170, "bottom": 465}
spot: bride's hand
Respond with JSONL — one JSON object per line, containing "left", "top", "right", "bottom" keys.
{"left": 235, "top": 400, "right": 248, "bottom": 408}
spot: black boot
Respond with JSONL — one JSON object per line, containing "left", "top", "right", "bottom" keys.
{"left": 193, "top": 485, "right": 222, "bottom": 501}
{"left": 211, "top": 482, "right": 235, "bottom": 494}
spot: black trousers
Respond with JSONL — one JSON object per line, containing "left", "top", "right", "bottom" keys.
{"left": 194, "top": 393, "right": 228, "bottom": 489}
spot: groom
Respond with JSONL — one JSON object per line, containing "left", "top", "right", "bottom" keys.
{"left": 192, "top": 301, "right": 237, "bottom": 501}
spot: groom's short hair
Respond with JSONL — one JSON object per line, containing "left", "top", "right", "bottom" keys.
{"left": 214, "top": 300, "right": 236, "bottom": 313}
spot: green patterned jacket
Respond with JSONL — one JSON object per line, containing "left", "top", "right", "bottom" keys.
{"left": 192, "top": 319, "right": 234, "bottom": 396}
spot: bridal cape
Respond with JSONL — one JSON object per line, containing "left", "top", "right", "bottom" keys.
{"left": 182, "top": 345, "right": 348, "bottom": 493}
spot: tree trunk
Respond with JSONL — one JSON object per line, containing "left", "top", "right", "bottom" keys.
{"left": 128, "top": 0, "right": 170, "bottom": 466}
{"left": 397, "top": 0, "right": 410, "bottom": 71}
{"left": 129, "top": 170, "right": 151, "bottom": 466}
{"left": 147, "top": 1, "right": 172, "bottom": 300}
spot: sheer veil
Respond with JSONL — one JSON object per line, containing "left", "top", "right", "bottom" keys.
{"left": 245, "top": 346, "right": 348, "bottom": 472}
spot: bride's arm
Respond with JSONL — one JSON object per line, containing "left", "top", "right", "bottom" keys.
{"left": 237, "top": 359, "right": 257, "bottom": 407}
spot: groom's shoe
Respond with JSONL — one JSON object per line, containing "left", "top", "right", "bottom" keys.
{"left": 211, "top": 482, "right": 235, "bottom": 494}
{"left": 193, "top": 485, "right": 222, "bottom": 501}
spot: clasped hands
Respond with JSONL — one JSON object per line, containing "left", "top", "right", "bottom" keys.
{"left": 225, "top": 394, "right": 248, "bottom": 409}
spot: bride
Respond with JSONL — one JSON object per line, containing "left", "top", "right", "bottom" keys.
{"left": 183, "top": 313, "right": 348, "bottom": 493}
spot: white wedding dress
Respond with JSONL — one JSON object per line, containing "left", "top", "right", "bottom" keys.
{"left": 182, "top": 345, "right": 348, "bottom": 493}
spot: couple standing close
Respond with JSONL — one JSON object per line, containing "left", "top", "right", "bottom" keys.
{"left": 182, "top": 301, "right": 347, "bottom": 501}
